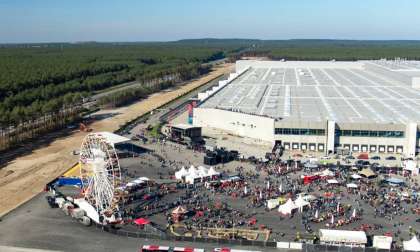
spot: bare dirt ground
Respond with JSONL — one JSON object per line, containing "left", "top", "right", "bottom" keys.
{"left": 0, "top": 64, "right": 233, "bottom": 217}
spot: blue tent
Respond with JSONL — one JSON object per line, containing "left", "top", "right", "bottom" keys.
{"left": 55, "top": 177, "right": 82, "bottom": 187}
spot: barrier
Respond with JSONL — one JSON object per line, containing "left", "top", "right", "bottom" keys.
{"left": 289, "top": 242, "right": 303, "bottom": 250}
{"left": 276, "top": 242, "right": 289, "bottom": 249}
{"left": 92, "top": 223, "right": 406, "bottom": 252}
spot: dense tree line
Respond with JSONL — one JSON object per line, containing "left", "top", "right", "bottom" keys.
{"left": 0, "top": 42, "right": 231, "bottom": 152}
{"left": 0, "top": 43, "right": 228, "bottom": 127}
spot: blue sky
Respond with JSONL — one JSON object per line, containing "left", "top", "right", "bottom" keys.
{"left": 0, "top": 0, "right": 420, "bottom": 43}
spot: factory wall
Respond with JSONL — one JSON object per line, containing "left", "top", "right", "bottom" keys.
{"left": 194, "top": 108, "right": 419, "bottom": 156}
{"left": 193, "top": 108, "right": 275, "bottom": 143}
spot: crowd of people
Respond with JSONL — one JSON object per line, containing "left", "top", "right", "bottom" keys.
{"left": 118, "top": 138, "right": 420, "bottom": 246}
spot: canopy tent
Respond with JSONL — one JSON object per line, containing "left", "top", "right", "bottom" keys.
{"left": 297, "top": 193, "right": 316, "bottom": 202}
{"left": 404, "top": 236, "right": 420, "bottom": 251}
{"left": 350, "top": 174, "right": 362, "bottom": 179}
{"left": 327, "top": 179, "right": 339, "bottom": 184}
{"left": 133, "top": 177, "right": 149, "bottom": 184}
{"left": 357, "top": 153, "right": 369, "bottom": 160}
{"left": 267, "top": 198, "right": 280, "bottom": 210}
{"left": 319, "top": 229, "right": 367, "bottom": 245}
{"left": 175, "top": 166, "right": 188, "bottom": 179}
{"left": 197, "top": 166, "right": 209, "bottom": 177}
{"left": 294, "top": 196, "right": 310, "bottom": 208}
{"left": 346, "top": 183, "right": 358, "bottom": 188}
{"left": 172, "top": 206, "right": 187, "bottom": 215}
{"left": 304, "top": 163, "right": 318, "bottom": 169}
{"left": 208, "top": 166, "right": 220, "bottom": 176}
{"left": 278, "top": 198, "right": 298, "bottom": 215}
{"left": 373, "top": 236, "right": 393, "bottom": 250}
{"left": 359, "top": 168, "right": 376, "bottom": 178}
{"left": 321, "top": 169, "right": 335, "bottom": 177}
{"left": 96, "top": 131, "right": 130, "bottom": 147}
{"left": 187, "top": 165, "right": 198, "bottom": 177}
{"left": 385, "top": 177, "right": 404, "bottom": 185}
{"left": 134, "top": 218, "right": 150, "bottom": 225}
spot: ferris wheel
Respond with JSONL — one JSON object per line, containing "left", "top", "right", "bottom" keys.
{"left": 79, "top": 133, "right": 122, "bottom": 220}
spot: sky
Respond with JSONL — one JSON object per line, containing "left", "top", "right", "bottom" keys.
{"left": 0, "top": 0, "right": 420, "bottom": 43}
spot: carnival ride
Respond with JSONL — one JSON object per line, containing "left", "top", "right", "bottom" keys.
{"left": 79, "top": 132, "right": 123, "bottom": 223}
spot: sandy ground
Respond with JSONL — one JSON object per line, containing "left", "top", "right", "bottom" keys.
{"left": 0, "top": 64, "right": 233, "bottom": 218}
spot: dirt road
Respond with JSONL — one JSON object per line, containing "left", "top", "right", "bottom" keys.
{"left": 0, "top": 64, "right": 233, "bottom": 217}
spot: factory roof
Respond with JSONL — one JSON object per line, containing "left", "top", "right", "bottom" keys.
{"left": 199, "top": 60, "right": 420, "bottom": 124}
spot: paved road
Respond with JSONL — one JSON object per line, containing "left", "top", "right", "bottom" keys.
{"left": 0, "top": 193, "right": 282, "bottom": 252}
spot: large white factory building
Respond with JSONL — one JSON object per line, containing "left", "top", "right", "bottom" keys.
{"left": 193, "top": 60, "right": 420, "bottom": 157}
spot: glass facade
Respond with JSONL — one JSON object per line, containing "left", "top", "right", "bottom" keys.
{"left": 275, "top": 128, "right": 325, "bottom": 136}
{"left": 335, "top": 130, "right": 404, "bottom": 138}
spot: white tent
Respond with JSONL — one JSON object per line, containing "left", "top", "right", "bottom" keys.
{"left": 197, "top": 166, "right": 209, "bottom": 177}
{"left": 373, "top": 236, "right": 392, "bottom": 250}
{"left": 267, "top": 199, "right": 279, "bottom": 210}
{"left": 346, "top": 183, "right": 358, "bottom": 188}
{"left": 404, "top": 236, "right": 420, "bottom": 251}
{"left": 278, "top": 198, "right": 298, "bottom": 215}
{"left": 97, "top": 131, "right": 130, "bottom": 147}
{"left": 321, "top": 169, "right": 335, "bottom": 177}
{"left": 185, "top": 173, "right": 200, "bottom": 184}
{"left": 133, "top": 177, "right": 149, "bottom": 184}
{"left": 294, "top": 196, "right": 310, "bottom": 208}
{"left": 208, "top": 166, "right": 220, "bottom": 176}
{"left": 319, "top": 229, "right": 367, "bottom": 247}
{"left": 297, "top": 193, "right": 316, "bottom": 202}
{"left": 175, "top": 166, "right": 188, "bottom": 180}
{"left": 327, "top": 179, "right": 339, "bottom": 184}
{"left": 351, "top": 174, "right": 362, "bottom": 179}
{"left": 188, "top": 165, "right": 198, "bottom": 176}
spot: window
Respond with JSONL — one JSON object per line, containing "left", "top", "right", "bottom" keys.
{"left": 361, "top": 131, "right": 369, "bottom": 137}
{"left": 317, "top": 129, "right": 325, "bottom": 135}
{"left": 342, "top": 130, "right": 351, "bottom": 136}
{"left": 300, "top": 129, "right": 309, "bottom": 135}
{"left": 338, "top": 130, "right": 404, "bottom": 138}
{"left": 274, "top": 128, "right": 325, "bottom": 136}
{"left": 394, "top": 131, "right": 404, "bottom": 138}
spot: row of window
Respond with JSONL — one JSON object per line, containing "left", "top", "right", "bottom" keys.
{"left": 335, "top": 130, "right": 404, "bottom": 138}
{"left": 283, "top": 142, "right": 324, "bottom": 151}
{"left": 275, "top": 128, "right": 326, "bottom": 136}
{"left": 339, "top": 144, "right": 403, "bottom": 153}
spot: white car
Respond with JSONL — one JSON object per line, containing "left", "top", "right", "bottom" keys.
{"left": 321, "top": 155, "right": 331, "bottom": 160}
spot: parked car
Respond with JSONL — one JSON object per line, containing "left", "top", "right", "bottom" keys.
{"left": 345, "top": 155, "right": 355, "bottom": 160}
{"left": 386, "top": 156, "right": 396, "bottom": 160}
{"left": 371, "top": 156, "right": 381, "bottom": 160}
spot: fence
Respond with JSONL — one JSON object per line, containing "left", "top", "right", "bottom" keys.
{"left": 93, "top": 224, "right": 408, "bottom": 252}
{"left": 94, "top": 222, "right": 278, "bottom": 248}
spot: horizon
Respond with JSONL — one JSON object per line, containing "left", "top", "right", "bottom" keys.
{"left": 3, "top": 38, "right": 420, "bottom": 45}
{"left": 1, "top": 0, "right": 420, "bottom": 43}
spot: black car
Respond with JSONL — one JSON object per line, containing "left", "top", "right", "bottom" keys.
{"left": 385, "top": 156, "right": 396, "bottom": 160}
{"left": 371, "top": 156, "right": 381, "bottom": 160}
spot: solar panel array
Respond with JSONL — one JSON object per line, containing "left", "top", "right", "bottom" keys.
{"left": 200, "top": 63, "right": 420, "bottom": 124}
